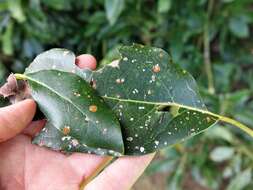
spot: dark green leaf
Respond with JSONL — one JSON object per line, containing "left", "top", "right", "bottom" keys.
{"left": 14, "top": 45, "right": 251, "bottom": 157}
{"left": 92, "top": 44, "right": 219, "bottom": 155}
{"left": 23, "top": 70, "right": 124, "bottom": 156}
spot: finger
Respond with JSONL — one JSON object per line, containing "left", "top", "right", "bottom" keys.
{"left": 0, "top": 99, "right": 36, "bottom": 142}
{"left": 22, "top": 119, "right": 47, "bottom": 137}
{"left": 84, "top": 153, "right": 156, "bottom": 190}
{"left": 76, "top": 54, "right": 97, "bottom": 70}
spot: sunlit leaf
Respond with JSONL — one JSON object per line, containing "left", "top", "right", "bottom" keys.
{"left": 210, "top": 146, "right": 234, "bottom": 162}
{"left": 105, "top": 0, "right": 124, "bottom": 25}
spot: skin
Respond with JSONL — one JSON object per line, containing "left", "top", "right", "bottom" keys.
{"left": 0, "top": 55, "right": 155, "bottom": 190}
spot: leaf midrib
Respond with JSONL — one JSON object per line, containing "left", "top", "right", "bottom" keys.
{"left": 24, "top": 74, "right": 89, "bottom": 119}
{"left": 102, "top": 95, "right": 221, "bottom": 119}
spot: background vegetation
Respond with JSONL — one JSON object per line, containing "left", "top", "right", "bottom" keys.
{"left": 0, "top": 0, "right": 253, "bottom": 189}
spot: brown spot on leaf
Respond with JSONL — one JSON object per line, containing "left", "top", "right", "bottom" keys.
{"left": 152, "top": 64, "right": 160, "bottom": 73}
{"left": 63, "top": 126, "right": 71, "bottom": 135}
{"left": 89, "top": 105, "right": 98, "bottom": 112}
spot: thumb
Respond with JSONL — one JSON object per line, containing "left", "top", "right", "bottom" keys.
{"left": 0, "top": 99, "right": 36, "bottom": 142}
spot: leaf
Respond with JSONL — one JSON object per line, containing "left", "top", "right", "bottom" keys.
{"left": 2, "top": 21, "right": 13, "bottom": 55}
{"left": 11, "top": 45, "right": 253, "bottom": 156}
{"left": 16, "top": 70, "right": 124, "bottom": 156}
{"left": 229, "top": 16, "right": 249, "bottom": 38}
{"left": 105, "top": 0, "right": 125, "bottom": 25}
{"left": 210, "top": 146, "right": 234, "bottom": 162}
{"left": 226, "top": 169, "right": 252, "bottom": 190}
{"left": 158, "top": 0, "right": 172, "bottom": 13}
{"left": 7, "top": 0, "right": 26, "bottom": 23}
{"left": 91, "top": 44, "right": 219, "bottom": 155}
{"left": 25, "top": 48, "right": 92, "bottom": 82}
{"left": 41, "top": 0, "right": 71, "bottom": 11}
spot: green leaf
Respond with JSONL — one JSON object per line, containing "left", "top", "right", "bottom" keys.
{"left": 1, "top": 21, "right": 13, "bottom": 55}
{"left": 229, "top": 16, "right": 249, "bottom": 38}
{"left": 105, "top": 0, "right": 124, "bottom": 25}
{"left": 41, "top": 0, "right": 71, "bottom": 11}
{"left": 92, "top": 44, "right": 219, "bottom": 155}
{"left": 158, "top": 0, "right": 172, "bottom": 13}
{"left": 210, "top": 146, "right": 234, "bottom": 162}
{"left": 16, "top": 70, "right": 124, "bottom": 156}
{"left": 226, "top": 169, "right": 252, "bottom": 190}
{"left": 13, "top": 45, "right": 253, "bottom": 156}
{"left": 25, "top": 48, "right": 92, "bottom": 81}
{"left": 7, "top": 0, "right": 26, "bottom": 23}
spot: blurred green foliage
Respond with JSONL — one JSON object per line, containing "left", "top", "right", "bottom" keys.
{"left": 0, "top": 0, "right": 253, "bottom": 189}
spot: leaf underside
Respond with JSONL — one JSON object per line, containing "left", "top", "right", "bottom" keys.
{"left": 21, "top": 45, "right": 219, "bottom": 156}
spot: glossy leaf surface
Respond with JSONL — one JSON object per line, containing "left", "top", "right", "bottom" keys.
{"left": 92, "top": 44, "right": 218, "bottom": 155}
{"left": 15, "top": 45, "right": 221, "bottom": 155}
{"left": 25, "top": 70, "right": 124, "bottom": 156}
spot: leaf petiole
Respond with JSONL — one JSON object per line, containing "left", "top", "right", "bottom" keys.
{"left": 14, "top": 73, "right": 28, "bottom": 80}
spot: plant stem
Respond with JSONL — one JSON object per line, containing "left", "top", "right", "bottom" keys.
{"left": 79, "top": 156, "right": 114, "bottom": 189}
{"left": 203, "top": 0, "right": 215, "bottom": 94}
{"left": 218, "top": 116, "right": 253, "bottom": 137}
{"left": 14, "top": 73, "right": 27, "bottom": 80}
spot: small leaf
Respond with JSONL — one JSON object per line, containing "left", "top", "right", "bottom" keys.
{"left": 210, "top": 146, "right": 234, "bottom": 162}
{"left": 105, "top": 0, "right": 124, "bottom": 25}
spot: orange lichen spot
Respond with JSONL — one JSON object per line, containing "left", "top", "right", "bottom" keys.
{"left": 89, "top": 105, "right": 98, "bottom": 112}
{"left": 152, "top": 64, "right": 161, "bottom": 73}
{"left": 63, "top": 126, "right": 70, "bottom": 135}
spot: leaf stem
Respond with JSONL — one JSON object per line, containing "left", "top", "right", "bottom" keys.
{"left": 218, "top": 116, "right": 253, "bottom": 138}
{"left": 79, "top": 156, "right": 114, "bottom": 189}
{"left": 14, "top": 73, "right": 28, "bottom": 80}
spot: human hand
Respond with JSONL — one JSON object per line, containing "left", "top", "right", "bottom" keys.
{"left": 0, "top": 54, "right": 155, "bottom": 190}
